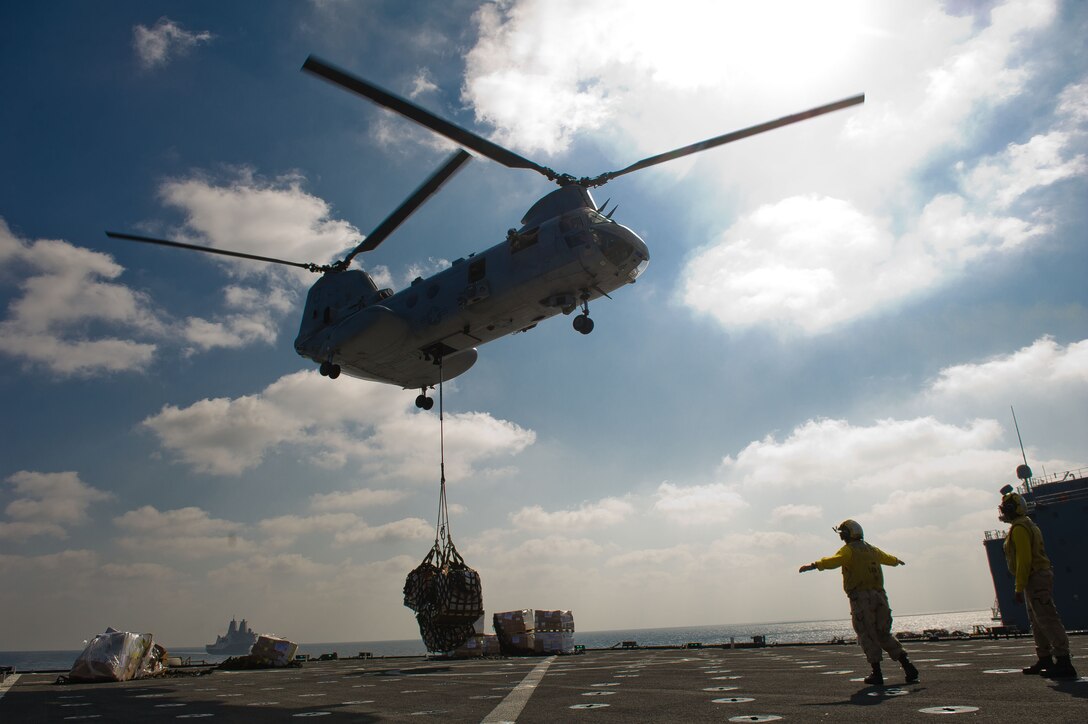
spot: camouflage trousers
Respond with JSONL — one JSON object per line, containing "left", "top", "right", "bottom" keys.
{"left": 848, "top": 588, "right": 905, "bottom": 664}
{"left": 1025, "top": 568, "right": 1069, "bottom": 659}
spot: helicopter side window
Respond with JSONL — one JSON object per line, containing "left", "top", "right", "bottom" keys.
{"left": 427, "top": 283, "right": 440, "bottom": 299}
{"left": 406, "top": 292, "right": 418, "bottom": 308}
{"left": 509, "top": 228, "right": 538, "bottom": 253}
{"left": 468, "top": 258, "right": 486, "bottom": 283}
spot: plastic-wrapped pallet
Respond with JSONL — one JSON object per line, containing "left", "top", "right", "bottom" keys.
{"left": 68, "top": 628, "right": 166, "bottom": 682}
{"left": 534, "top": 630, "right": 575, "bottom": 654}
{"left": 532, "top": 610, "right": 575, "bottom": 654}
{"left": 250, "top": 635, "right": 298, "bottom": 667}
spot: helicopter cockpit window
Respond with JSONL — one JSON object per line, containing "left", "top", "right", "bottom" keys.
{"left": 585, "top": 209, "right": 612, "bottom": 225}
{"left": 560, "top": 213, "right": 591, "bottom": 247}
{"left": 509, "top": 228, "right": 538, "bottom": 253}
{"left": 596, "top": 228, "right": 634, "bottom": 266}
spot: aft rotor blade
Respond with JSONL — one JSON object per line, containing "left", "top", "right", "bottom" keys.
{"left": 302, "top": 56, "right": 557, "bottom": 180}
{"left": 347, "top": 149, "right": 472, "bottom": 261}
{"left": 104, "top": 231, "right": 326, "bottom": 272}
{"left": 591, "top": 93, "right": 865, "bottom": 186}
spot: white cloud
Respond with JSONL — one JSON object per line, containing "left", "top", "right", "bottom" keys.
{"left": 0, "top": 219, "right": 163, "bottom": 376}
{"left": 867, "top": 485, "right": 991, "bottom": 520}
{"left": 463, "top": 1, "right": 1079, "bottom": 336}
{"left": 652, "top": 482, "right": 748, "bottom": 525}
{"left": 464, "top": 0, "right": 878, "bottom": 156}
{"left": 182, "top": 284, "right": 295, "bottom": 353}
{"left": 116, "top": 534, "right": 258, "bottom": 560}
{"left": 133, "top": 17, "right": 213, "bottom": 70}
{"left": 0, "top": 520, "right": 67, "bottom": 541}
{"left": 259, "top": 512, "right": 359, "bottom": 547}
{"left": 0, "top": 215, "right": 306, "bottom": 374}
{"left": 961, "top": 131, "right": 1087, "bottom": 209}
{"left": 333, "top": 517, "right": 433, "bottom": 545}
{"left": 409, "top": 69, "right": 439, "bottom": 99}
{"left": 309, "top": 488, "right": 408, "bottom": 512}
{"left": 771, "top": 504, "right": 823, "bottom": 522}
{"left": 114, "top": 505, "right": 242, "bottom": 537}
{"left": 141, "top": 370, "right": 536, "bottom": 476}
{"left": 510, "top": 497, "right": 634, "bottom": 530}
{"left": 1, "top": 471, "right": 111, "bottom": 540}
{"left": 157, "top": 170, "right": 360, "bottom": 278}
{"left": 207, "top": 553, "right": 338, "bottom": 586}
{"left": 926, "top": 336, "right": 1088, "bottom": 401}
{"left": 113, "top": 505, "right": 255, "bottom": 560}
{"left": 719, "top": 417, "right": 1009, "bottom": 491}
{"left": 100, "top": 562, "right": 177, "bottom": 581}
{"left": 491, "top": 535, "right": 604, "bottom": 565}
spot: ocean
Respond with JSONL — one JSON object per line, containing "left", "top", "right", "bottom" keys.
{"left": 0, "top": 608, "right": 993, "bottom": 673}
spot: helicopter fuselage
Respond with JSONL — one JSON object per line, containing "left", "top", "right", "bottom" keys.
{"left": 294, "top": 187, "right": 649, "bottom": 389}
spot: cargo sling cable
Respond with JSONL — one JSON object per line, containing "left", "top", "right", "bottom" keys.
{"left": 402, "top": 358, "right": 484, "bottom": 652}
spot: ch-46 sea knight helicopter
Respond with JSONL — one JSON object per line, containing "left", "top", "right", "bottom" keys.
{"left": 107, "top": 56, "right": 863, "bottom": 410}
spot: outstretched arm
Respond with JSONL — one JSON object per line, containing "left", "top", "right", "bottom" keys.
{"left": 798, "top": 563, "right": 818, "bottom": 573}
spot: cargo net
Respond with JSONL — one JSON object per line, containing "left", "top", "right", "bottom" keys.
{"left": 403, "top": 367, "right": 483, "bottom": 654}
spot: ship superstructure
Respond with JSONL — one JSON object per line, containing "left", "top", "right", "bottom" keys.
{"left": 205, "top": 617, "right": 259, "bottom": 655}
{"left": 983, "top": 467, "right": 1087, "bottom": 632}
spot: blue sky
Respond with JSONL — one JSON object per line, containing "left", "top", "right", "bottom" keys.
{"left": 1, "top": 0, "right": 1086, "bottom": 650}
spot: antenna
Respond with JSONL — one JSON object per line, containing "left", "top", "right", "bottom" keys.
{"left": 1011, "top": 406, "right": 1033, "bottom": 493}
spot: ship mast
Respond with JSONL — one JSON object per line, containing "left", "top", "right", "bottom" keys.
{"left": 1011, "top": 406, "right": 1032, "bottom": 493}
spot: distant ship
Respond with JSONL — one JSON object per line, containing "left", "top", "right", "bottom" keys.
{"left": 982, "top": 465, "right": 1087, "bottom": 633}
{"left": 206, "top": 618, "right": 259, "bottom": 655}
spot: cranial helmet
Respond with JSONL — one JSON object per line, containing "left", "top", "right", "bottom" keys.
{"left": 999, "top": 491, "right": 1028, "bottom": 522}
{"left": 834, "top": 519, "right": 864, "bottom": 542}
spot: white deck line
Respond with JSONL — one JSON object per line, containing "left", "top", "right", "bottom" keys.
{"left": 0, "top": 673, "right": 21, "bottom": 702}
{"left": 480, "top": 655, "right": 556, "bottom": 723}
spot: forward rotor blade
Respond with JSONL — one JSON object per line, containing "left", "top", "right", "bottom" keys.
{"left": 347, "top": 149, "right": 472, "bottom": 261}
{"left": 302, "top": 56, "right": 557, "bottom": 180}
{"left": 104, "top": 231, "right": 327, "bottom": 272}
{"left": 591, "top": 93, "right": 865, "bottom": 186}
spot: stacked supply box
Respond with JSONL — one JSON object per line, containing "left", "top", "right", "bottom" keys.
{"left": 533, "top": 610, "right": 575, "bottom": 654}
{"left": 493, "top": 609, "right": 535, "bottom": 654}
{"left": 493, "top": 609, "right": 575, "bottom": 655}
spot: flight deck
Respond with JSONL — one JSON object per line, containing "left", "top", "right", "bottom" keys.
{"left": 2, "top": 636, "right": 1085, "bottom": 722}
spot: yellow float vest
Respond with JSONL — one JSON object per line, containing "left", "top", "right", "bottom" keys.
{"left": 1003, "top": 516, "right": 1051, "bottom": 590}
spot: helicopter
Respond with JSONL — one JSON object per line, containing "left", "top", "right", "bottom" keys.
{"left": 107, "top": 56, "right": 863, "bottom": 410}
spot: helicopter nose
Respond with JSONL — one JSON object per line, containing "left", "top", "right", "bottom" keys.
{"left": 595, "top": 224, "right": 649, "bottom": 281}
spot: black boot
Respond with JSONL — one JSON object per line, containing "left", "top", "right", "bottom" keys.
{"left": 1043, "top": 656, "right": 1078, "bottom": 679}
{"left": 899, "top": 653, "right": 919, "bottom": 683}
{"left": 863, "top": 662, "right": 883, "bottom": 686}
{"left": 1022, "top": 655, "right": 1053, "bottom": 675}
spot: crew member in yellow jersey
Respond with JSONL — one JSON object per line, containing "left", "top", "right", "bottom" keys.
{"left": 999, "top": 486, "right": 1077, "bottom": 679}
{"left": 799, "top": 520, "right": 918, "bottom": 686}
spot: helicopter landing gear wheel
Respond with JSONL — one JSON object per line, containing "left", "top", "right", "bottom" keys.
{"left": 415, "top": 393, "right": 434, "bottom": 410}
{"left": 320, "top": 361, "right": 341, "bottom": 379}
{"left": 573, "top": 294, "right": 594, "bottom": 334}
{"left": 573, "top": 314, "right": 594, "bottom": 334}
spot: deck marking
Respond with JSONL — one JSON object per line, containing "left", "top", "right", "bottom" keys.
{"left": 481, "top": 655, "right": 556, "bottom": 724}
{"left": 919, "top": 706, "right": 980, "bottom": 714}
